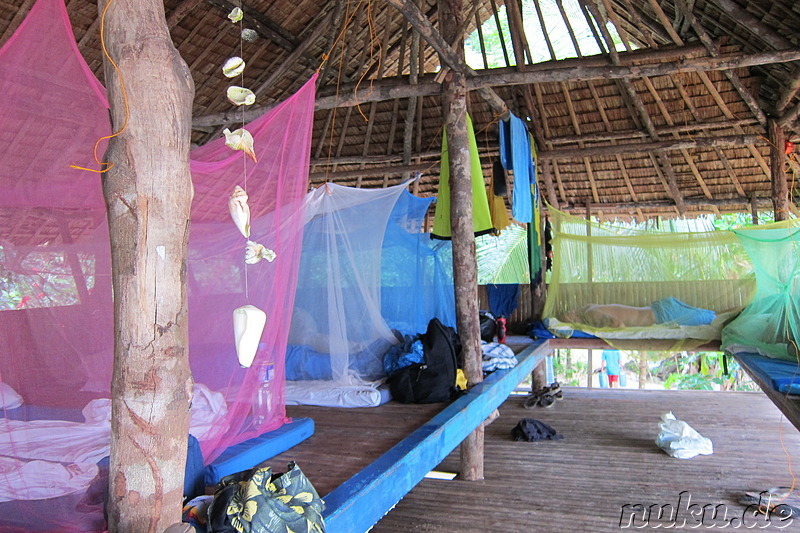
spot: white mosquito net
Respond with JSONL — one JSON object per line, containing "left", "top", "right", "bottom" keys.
{"left": 285, "top": 183, "right": 455, "bottom": 406}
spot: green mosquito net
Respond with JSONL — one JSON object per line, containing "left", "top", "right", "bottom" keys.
{"left": 543, "top": 208, "right": 756, "bottom": 342}
{"left": 721, "top": 220, "right": 800, "bottom": 360}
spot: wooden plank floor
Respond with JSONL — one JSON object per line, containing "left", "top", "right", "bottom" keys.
{"left": 376, "top": 388, "right": 800, "bottom": 532}
{"left": 268, "top": 388, "right": 800, "bottom": 532}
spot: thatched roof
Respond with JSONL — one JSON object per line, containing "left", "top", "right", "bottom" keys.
{"left": 3, "top": 0, "right": 800, "bottom": 220}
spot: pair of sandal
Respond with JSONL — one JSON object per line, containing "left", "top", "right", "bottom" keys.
{"left": 523, "top": 382, "right": 563, "bottom": 409}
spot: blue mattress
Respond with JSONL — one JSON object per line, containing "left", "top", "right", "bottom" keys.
{"left": 734, "top": 352, "right": 800, "bottom": 395}
{"left": 205, "top": 417, "right": 315, "bottom": 485}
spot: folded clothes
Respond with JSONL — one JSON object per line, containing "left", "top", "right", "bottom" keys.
{"left": 651, "top": 297, "right": 716, "bottom": 326}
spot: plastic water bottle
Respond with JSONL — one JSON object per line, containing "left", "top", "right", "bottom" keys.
{"left": 254, "top": 362, "right": 274, "bottom": 426}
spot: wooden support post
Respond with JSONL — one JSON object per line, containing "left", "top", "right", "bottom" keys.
{"left": 750, "top": 192, "right": 759, "bottom": 225}
{"left": 638, "top": 356, "right": 647, "bottom": 389}
{"left": 440, "top": 0, "right": 483, "bottom": 481}
{"left": 587, "top": 348, "right": 593, "bottom": 388}
{"left": 402, "top": 0, "right": 422, "bottom": 182}
{"left": 585, "top": 202, "right": 593, "bottom": 287}
{"left": 100, "top": 0, "right": 195, "bottom": 531}
{"left": 770, "top": 119, "right": 791, "bottom": 221}
{"left": 531, "top": 359, "right": 547, "bottom": 392}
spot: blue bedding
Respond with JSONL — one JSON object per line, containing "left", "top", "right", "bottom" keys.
{"left": 286, "top": 341, "right": 391, "bottom": 381}
{"left": 205, "top": 417, "right": 315, "bottom": 485}
{"left": 733, "top": 352, "right": 800, "bottom": 395}
{"left": 651, "top": 297, "right": 716, "bottom": 326}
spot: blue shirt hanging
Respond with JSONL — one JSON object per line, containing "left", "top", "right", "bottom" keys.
{"left": 498, "top": 113, "right": 534, "bottom": 223}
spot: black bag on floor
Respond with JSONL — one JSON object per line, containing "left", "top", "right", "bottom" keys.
{"left": 389, "top": 318, "right": 460, "bottom": 403}
{"left": 479, "top": 310, "right": 497, "bottom": 342}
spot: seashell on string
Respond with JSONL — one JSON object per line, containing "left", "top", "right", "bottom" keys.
{"left": 226, "top": 86, "right": 256, "bottom": 106}
{"left": 222, "top": 57, "right": 245, "bottom": 78}
{"left": 245, "top": 240, "right": 276, "bottom": 265}
{"left": 228, "top": 7, "right": 244, "bottom": 23}
{"left": 241, "top": 28, "right": 258, "bottom": 42}
{"left": 223, "top": 127, "right": 257, "bottom": 163}
{"left": 233, "top": 305, "right": 266, "bottom": 368}
{"left": 228, "top": 185, "right": 251, "bottom": 238}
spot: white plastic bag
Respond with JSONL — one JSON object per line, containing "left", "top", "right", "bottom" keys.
{"left": 655, "top": 412, "right": 713, "bottom": 459}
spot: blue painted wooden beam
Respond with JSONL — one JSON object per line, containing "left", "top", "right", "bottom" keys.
{"left": 322, "top": 340, "right": 551, "bottom": 533}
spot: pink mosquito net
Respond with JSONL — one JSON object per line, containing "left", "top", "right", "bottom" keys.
{"left": 0, "top": 0, "right": 314, "bottom": 530}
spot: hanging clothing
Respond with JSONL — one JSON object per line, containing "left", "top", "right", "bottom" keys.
{"left": 487, "top": 185, "right": 511, "bottom": 234}
{"left": 488, "top": 283, "right": 520, "bottom": 318}
{"left": 487, "top": 159, "right": 510, "bottom": 233}
{"left": 528, "top": 133, "right": 543, "bottom": 284}
{"left": 492, "top": 159, "right": 508, "bottom": 197}
{"left": 498, "top": 113, "right": 535, "bottom": 223}
{"left": 432, "top": 114, "right": 494, "bottom": 240}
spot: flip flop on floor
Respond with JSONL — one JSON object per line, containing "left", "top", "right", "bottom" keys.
{"left": 538, "top": 393, "right": 556, "bottom": 408}
{"left": 548, "top": 382, "right": 563, "bottom": 400}
{"left": 523, "top": 392, "right": 542, "bottom": 409}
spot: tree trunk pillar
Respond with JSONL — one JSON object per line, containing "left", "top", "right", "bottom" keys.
{"left": 444, "top": 69, "right": 484, "bottom": 481}
{"left": 439, "top": 0, "right": 484, "bottom": 482}
{"left": 100, "top": 0, "right": 195, "bottom": 531}
{"left": 769, "top": 118, "right": 790, "bottom": 221}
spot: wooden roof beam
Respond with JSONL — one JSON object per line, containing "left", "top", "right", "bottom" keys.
{"left": 204, "top": 0, "right": 297, "bottom": 51}
{"left": 570, "top": 196, "right": 777, "bottom": 211}
{"left": 585, "top": 0, "right": 685, "bottom": 213}
{"left": 402, "top": 3, "right": 422, "bottom": 183}
{"left": 776, "top": 69, "right": 800, "bottom": 117}
{"left": 646, "top": 0, "right": 771, "bottom": 184}
{"left": 250, "top": 11, "right": 334, "bottom": 99}
{"left": 384, "top": 0, "right": 509, "bottom": 119}
{"left": 533, "top": 81, "right": 565, "bottom": 206}
{"left": 640, "top": 76, "right": 712, "bottom": 199}
{"left": 547, "top": 118, "right": 758, "bottom": 145}
{"left": 670, "top": 75, "right": 746, "bottom": 198}
{"left": 166, "top": 0, "right": 202, "bottom": 28}
{"left": 192, "top": 47, "right": 800, "bottom": 127}
{"left": 538, "top": 134, "right": 761, "bottom": 160}
{"left": 465, "top": 47, "right": 800, "bottom": 90}
{"left": 309, "top": 162, "right": 435, "bottom": 180}
{"left": 674, "top": 0, "right": 767, "bottom": 128}
{"left": 713, "top": 0, "right": 794, "bottom": 51}
{"left": 559, "top": 81, "right": 599, "bottom": 203}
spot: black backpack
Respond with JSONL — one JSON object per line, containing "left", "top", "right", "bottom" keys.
{"left": 388, "top": 318, "right": 461, "bottom": 403}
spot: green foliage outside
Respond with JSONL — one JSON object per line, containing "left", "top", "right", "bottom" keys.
{"left": 659, "top": 351, "right": 759, "bottom": 392}
{"left": 551, "top": 349, "right": 587, "bottom": 386}
{"left": 550, "top": 348, "right": 758, "bottom": 392}
{"left": 464, "top": 0, "right": 629, "bottom": 70}
{"left": 0, "top": 245, "right": 94, "bottom": 310}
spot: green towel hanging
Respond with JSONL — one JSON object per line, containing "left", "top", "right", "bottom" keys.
{"left": 431, "top": 113, "right": 494, "bottom": 240}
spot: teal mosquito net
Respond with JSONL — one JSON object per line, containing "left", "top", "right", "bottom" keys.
{"left": 722, "top": 220, "right": 800, "bottom": 360}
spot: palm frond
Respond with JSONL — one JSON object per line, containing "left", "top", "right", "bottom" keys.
{"left": 476, "top": 225, "right": 531, "bottom": 284}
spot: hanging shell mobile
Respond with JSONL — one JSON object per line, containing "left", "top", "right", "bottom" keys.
{"left": 233, "top": 305, "right": 267, "bottom": 368}
{"left": 245, "top": 240, "right": 276, "bottom": 265}
{"left": 222, "top": 57, "right": 245, "bottom": 78}
{"left": 223, "top": 127, "right": 257, "bottom": 163}
{"left": 241, "top": 28, "right": 258, "bottom": 42}
{"left": 226, "top": 86, "right": 256, "bottom": 106}
{"left": 228, "top": 185, "right": 251, "bottom": 238}
{"left": 228, "top": 7, "right": 244, "bottom": 23}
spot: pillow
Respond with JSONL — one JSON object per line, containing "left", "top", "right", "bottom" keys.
{"left": 0, "top": 382, "right": 23, "bottom": 409}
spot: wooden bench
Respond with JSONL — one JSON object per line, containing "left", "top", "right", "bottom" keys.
{"left": 321, "top": 340, "right": 550, "bottom": 533}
